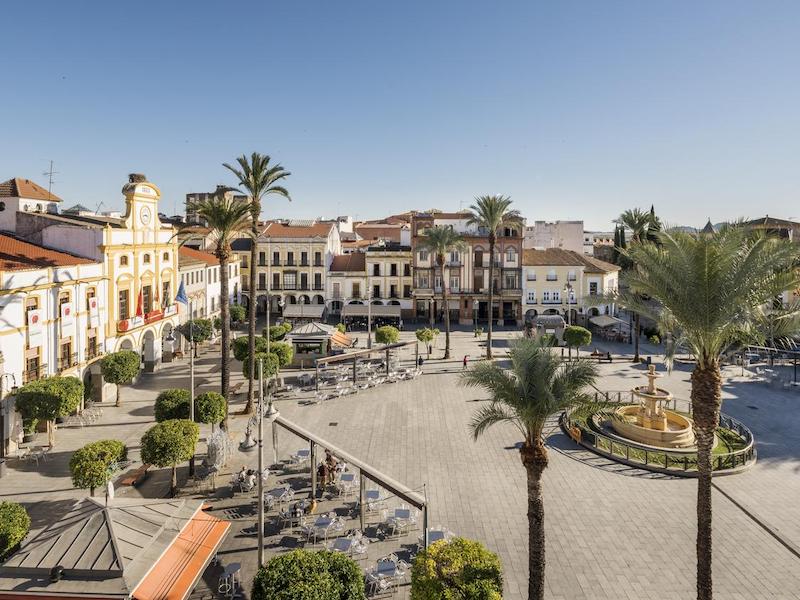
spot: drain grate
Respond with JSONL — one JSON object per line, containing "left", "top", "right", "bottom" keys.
{"left": 329, "top": 422, "right": 338, "bottom": 427}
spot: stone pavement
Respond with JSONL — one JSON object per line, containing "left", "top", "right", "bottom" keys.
{"left": 2, "top": 329, "right": 800, "bottom": 599}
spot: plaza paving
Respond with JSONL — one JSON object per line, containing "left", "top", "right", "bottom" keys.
{"left": 2, "top": 329, "right": 800, "bottom": 598}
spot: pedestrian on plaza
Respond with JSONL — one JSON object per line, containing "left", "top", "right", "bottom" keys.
{"left": 417, "top": 355, "right": 424, "bottom": 368}
{"left": 428, "top": 343, "right": 432, "bottom": 356}
{"left": 317, "top": 462, "right": 329, "bottom": 496}
{"left": 463, "top": 355, "right": 468, "bottom": 370}
{"left": 237, "top": 465, "right": 247, "bottom": 482}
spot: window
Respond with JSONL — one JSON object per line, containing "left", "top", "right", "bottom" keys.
{"left": 434, "top": 275, "right": 442, "bottom": 291}
{"left": 504, "top": 273, "right": 518, "bottom": 289}
{"left": 527, "top": 271, "right": 536, "bottom": 281}
{"left": 403, "top": 263, "right": 411, "bottom": 276}
{"left": 314, "top": 272, "right": 322, "bottom": 289}
{"left": 241, "top": 254, "right": 249, "bottom": 268}
{"left": 542, "top": 291, "right": 551, "bottom": 303}
{"left": 314, "top": 251, "right": 322, "bottom": 266}
{"left": 373, "top": 284, "right": 381, "bottom": 298}
{"left": 142, "top": 285, "right": 153, "bottom": 313}
{"left": 162, "top": 252, "right": 169, "bottom": 261}
{"left": 300, "top": 273, "right": 308, "bottom": 289}
{"left": 390, "top": 284, "right": 398, "bottom": 298}
{"left": 546, "top": 270, "right": 557, "bottom": 281}
{"left": 403, "top": 284, "right": 411, "bottom": 298}
{"left": 589, "top": 281, "right": 598, "bottom": 296}
{"left": 119, "top": 289, "right": 130, "bottom": 320}
{"left": 449, "top": 251, "right": 460, "bottom": 264}
{"left": 352, "top": 283, "right": 361, "bottom": 298}
{"left": 59, "top": 341, "right": 73, "bottom": 371}
{"left": 259, "top": 252, "right": 266, "bottom": 266}
{"left": 120, "top": 255, "right": 129, "bottom": 267}
{"left": 143, "top": 253, "right": 151, "bottom": 264}
{"left": 506, "top": 248, "right": 516, "bottom": 263}
{"left": 283, "top": 272, "right": 297, "bottom": 290}
{"left": 286, "top": 251, "right": 294, "bottom": 266}
{"left": 449, "top": 276, "right": 460, "bottom": 292}
{"left": 273, "top": 251, "right": 280, "bottom": 266}
{"left": 553, "top": 290, "right": 561, "bottom": 302}
{"left": 568, "top": 270, "right": 576, "bottom": 281}
{"left": 301, "top": 251, "right": 308, "bottom": 266}
{"left": 373, "top": 263, "right": 380, "bottom": 276}
{"left": 417, "top": 274, "right": 429, "bottom": 288}
{"left": 333, "top": 282, "right": 341, "bottom": 298}
{"left": 273, "top": 273, "right": 280, "bottom": 288}
{"left": 390, "top": 263, "right": 398, "bottom": 276}
{"left": 162, "top": 281, "right": 171, "bottom": 306}
{"left": 259, "top": 273, "right": 267, "bottom": 289}
{"left": 418, "top": 250, "right": 429, "bottom": 261}
{"left": 527, "top": 291, "right": 536, "bottom": 304}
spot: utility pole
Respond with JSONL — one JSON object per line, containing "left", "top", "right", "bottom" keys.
{"left": 257, "top": 359, "right": 265, "bottom": 567}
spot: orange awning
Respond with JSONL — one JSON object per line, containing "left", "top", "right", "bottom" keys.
{"left": 133, "top": 509, "right": 230, "bottom": 600}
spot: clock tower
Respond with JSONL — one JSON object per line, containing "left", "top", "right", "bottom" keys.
{"left": 122, "top": 173, "right": 162, "bottom": 236}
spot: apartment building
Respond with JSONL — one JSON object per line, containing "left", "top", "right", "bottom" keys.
{"left": 523, "top": 220, "right": 583, "bottom": 253}
{"left": 411, "top": 211, "right": 523, "bottom": 326}
{"left": 521, "top": 248, "right": 619, "bottom": 327}
{"left": 178, "top": 247, "right": 241, "bottom": 326}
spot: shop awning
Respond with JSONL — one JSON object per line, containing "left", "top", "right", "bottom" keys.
{"left": 282, "top": 304, "right": 325, "bottom": 319}
{"left": 589, "top": 315, "right": 627, "bottom": 329}
{"left": 341, "top": 304, "right": 401, "bottom": 318}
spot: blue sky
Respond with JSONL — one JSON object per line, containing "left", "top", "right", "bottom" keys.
{"left": 2, "top": 1, "right": 797, "bottom": 229}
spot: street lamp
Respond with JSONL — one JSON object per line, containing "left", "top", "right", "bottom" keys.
{"left": 563, "top": 282, "right": 573, "bottom": 327}
{"left": 256, "top": 358, "right": 280, "bottom": 568}
{"left": 367, "top": 291, "right": 373, "bottom": 349}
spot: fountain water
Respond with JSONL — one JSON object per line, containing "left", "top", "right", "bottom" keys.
{"left": 611, "top": 364, "right": 695, "bottom": 448}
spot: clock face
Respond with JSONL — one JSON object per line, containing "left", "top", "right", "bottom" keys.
{"left": 140, "top": 206, "right": 151, "bottom": 225}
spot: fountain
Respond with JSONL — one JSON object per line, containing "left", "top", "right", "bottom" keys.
{"left": 611, "top": 364, "right": 695, "bottom": 448}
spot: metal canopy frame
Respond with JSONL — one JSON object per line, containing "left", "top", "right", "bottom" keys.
{"left": 313, "top": 341, "right": 419, "bottom": 391}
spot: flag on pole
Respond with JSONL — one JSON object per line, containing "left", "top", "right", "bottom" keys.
{"left": 135, "top": 289, "right": 144, "bottom": 318}
{"left": 175, "top": 280, "right": 188, "bottom": 305}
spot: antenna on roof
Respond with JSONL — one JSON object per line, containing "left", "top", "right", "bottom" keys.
{"left": 42, "top": 160, "right": 59, "bottom": 202}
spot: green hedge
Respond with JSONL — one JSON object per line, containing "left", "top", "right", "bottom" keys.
{"left": 154, "top": 389, "right": 191, "bottom": 422}
{"left": 69, "top": 440, "right": 127, "bottom": 495}
{"left": 252, "top": 550, "right": 364, "bottom": 600}
{"left": 194, "top": 392, "right": 227, "bottom": 424}
{"left": 0, "top": 502, "right": 30, "bottom": 561}
{"left": 411, "top": 537, "right": 503, "bottom": 600}
{"left": 375, "top": 325, "right": 400, "bottom": 345}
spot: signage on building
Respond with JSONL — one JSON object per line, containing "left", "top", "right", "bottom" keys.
{"left": 27, "top": 309, "right": 44, "bottom": 348}
{"left": 89, "top": 297, "right": 100, "bottom": 329}
{"left": 60, "top": 302, "right": 75, "bottom": 338}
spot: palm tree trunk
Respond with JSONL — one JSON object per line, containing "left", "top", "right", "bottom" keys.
{"left": 691, "top": 362, "right": 722, "bottom": 600}
{"left": 442, "top": 259, "right": 451, "bottom": 359}
{"left": 521, "top": 438, "right": 548, "bottom": 600}
{"left": 633, "top": 313, "right": 640, "bottom": 362}
{"left": 219, "top": 255, "right": 231, "bottom": 430}
{"left": 245, "top": 210, "right": 259, "bottom": 414}
{"left": 486, "top": 235, "right": 495, "bottom": 359}
{"left": 170, "top": 464, "right": 177, "bottom": 498}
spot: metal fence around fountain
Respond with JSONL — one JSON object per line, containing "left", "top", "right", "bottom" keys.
{"left": 561, "top": 391, "right": 757, "bottom": 475}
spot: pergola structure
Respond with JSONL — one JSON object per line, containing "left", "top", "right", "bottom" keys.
{"left": 313, "top": 340, "right": 419, "bottom": 391}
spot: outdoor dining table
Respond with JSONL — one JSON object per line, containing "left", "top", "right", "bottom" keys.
{"left": 425, "top": 529, "right": 448, "bottom": 543}
{"left": 376, "top": 559, "right": 398, "bottom": 577}
{"left": 331, "top": 537, "right": 355, "bottom": 553}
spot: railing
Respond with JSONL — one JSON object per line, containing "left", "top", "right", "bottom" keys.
{"left": 300, "top": 261, "right": 309, "bottom": 267}
{"left": 23, "top": 364, "right": 47, "bottom": 383}
{"left": 314, "top": 261, "right": 323, "bottom": 267}
{"left": 58, "top": 352, "right": 79, "bottom": 372}
{"left": 86, "top": 346, "right": 103, "bottom": 360}
{"left": 313, "top": 285, "right": 324, "bottom": 291}
{"left": 546, "top": 276, "right": 558, "bottom": 281}
{"left": 561, "top": 391, "right": 756, "bottom": 474}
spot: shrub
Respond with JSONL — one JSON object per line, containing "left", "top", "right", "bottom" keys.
{"left": 415, "top": 328, "right": 435, "bottom": 344}
{"left": 232, "top": 336, "right": 269, "bottom": 361}
{"left": 335, "top": 323, "right": 346, "bottom": 333}
{"left": 230, "top": 304, "right": 246, "bottom": 324}
{"left": 195, "top": 392, "right": 227, "bottom": 425}
{"left": 69, "top": 440, "right": 127, "bottom": 495}
{"left": 649, "top": 334, "right": 661, "bottom": 345}
{"left": 251, "top": 550, "right": 364, "bottom": 600}
{"left": 140, "top": 419, "right": 199, "bottom": 496}
{"left": 270, "top": 342, "right": 294, "bottom": 367}
{"left": 0, "top": 502, "right": 30, "bottom": 561}
{"left": 179, "top": 318, "right": 213, "bottom": 344}
{"left": 213, "top": 316, "right": 222, "bottom": 330}
{"left": 411, "top": 537, "right": 503, "bottom": 600}
{"left": 15, "top": 377, "right": 83, "bottom": 447}
{"left": 539, "top": 333, "right": 556, "bottom": 347}
{"left": 374, "top": 325, "right": 400, "bottom": 345}
{"left": 101, "top": 350, "right": 140, "bottom": 406}
{"left": 154, "top": 389, "right": 191, "bottom": 422}
{"left": 266, "top": 325, "right": 288, "bottom": 341}
{"left": 243, "top": 352, "right": 279, "bottom": 379}
{"left": 564, "top": 325, "right": 592, "bottom": 351}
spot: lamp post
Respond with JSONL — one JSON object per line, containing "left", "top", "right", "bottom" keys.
{"left": 188, "top": 298, "right": 195, "bottom": 476}
{"left": 367, "top": 291, "right": 373, "bottom": 349}
{"left": 563, "top": 282, "right": 573, "bottom": 327}
{"left": 257, "top": 358, "right": 264, "bottom": 567}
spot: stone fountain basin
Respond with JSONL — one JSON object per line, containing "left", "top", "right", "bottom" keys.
{"left": 632, "top": 385, "right": 673, "bottom": 400}
{"left": 612, "top": 405, "right": 696, "bottom": 449}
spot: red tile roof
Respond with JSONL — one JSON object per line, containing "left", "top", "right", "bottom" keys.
{"left": 0, "top": 233, "right": 95, "bottom": 271}
{"left": 330, "top": 253, "right": 366, "bottom": 272}
{"left": 179, "top": 246, "right": 218, "bottom": 266}
{"left": 0, "top": 177, "right": 62, "bottom": 202}
{"left": 522, "top": 248, "right": 619, "bottom": 273}
{"left": 263, "top": 221, "right": 334, "bottom": 238}
{"left": 354, "top": 223, "right": 405, "bottom": 243}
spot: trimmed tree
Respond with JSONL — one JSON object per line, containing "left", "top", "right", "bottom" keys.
{"left": 563, "top": 325, "right": 592, "bottom": 360}
{"left": 266, "top": 324, "right": 290, "bottom": 342}
{"left": 15, "top": 377, "right": 83, "bottom": 447}
{"left": 230, "top": 304, "right": 246, "bottom": 324}
{"left": 140, "top": 419, "right": 199, "bottom": 497}
{"left": 232, "top": 335, "right": 269, "bottom": 362}
{"left": 335, "top": 323, "right": 346, "bottom": 333}
{"left": 101, "top": 350, "right": 140, "bottom": 407}
{"left": 0, "top": 502, "right": 30, "bottom": 561}
{"left": 154, "top": 389, "right": 191, "bottom": 422}
{"left": 69, "top": 440, "right": 127, "bottom": 496}
{"left": 252, "top": 550, "right": 364, "bottom": 600}
{"left": 179, "top": 319, "right": 213, "bottom": 357}
{"left": 375, "top": 325, "right": 399, "bottom": 345}
{"left": 411, "top": 537, "right": 503, "bottom": 600}
{"left": 269, "top": 341, "right": 294, "bottom": 368}
{"left": 242, "top": 352, "right": 279, "bottom": 380}
{"left": 195, "top": 392, "right": 227, "bottom": 429}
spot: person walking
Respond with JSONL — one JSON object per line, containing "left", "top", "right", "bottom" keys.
{"left": 463, "top": 355, "right": 468, "bottom": 370}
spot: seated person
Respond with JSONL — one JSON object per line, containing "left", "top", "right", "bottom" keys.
{"left": 246, "top": 471, "right": 257, "bottom": 489}
{"left": 237, "top": 466, "right": 247, "bottom": 482}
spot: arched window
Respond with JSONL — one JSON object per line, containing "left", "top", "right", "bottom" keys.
{"left": 143, "top": 253, "right": 151, "bottom": 264}
{"left": 162, "top": 252, "right": 169, "bottom": 261}
{"left": 505, "top": 248, "right": 516, "bottom": 263}
{"left": 120, "top": 255, "right": 129, "bottom": 267}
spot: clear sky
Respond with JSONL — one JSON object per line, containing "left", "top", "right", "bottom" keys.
{"left": 2, "top": 1, "right": 798, "bottom": 230}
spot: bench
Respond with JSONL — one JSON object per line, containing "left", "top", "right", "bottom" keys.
{"left": 120, "top": 463, "right": 151, "bottom": 486}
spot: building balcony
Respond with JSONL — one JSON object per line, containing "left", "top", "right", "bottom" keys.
{"left": 313, "top": 285, "right": 324, "bottom": 291}
{"left": 283, "top": 284, "right": 297, "bottom": 291}
{"left": 58, "top": 352, "right": 79, "bottom": 372}
{"left": 86, "top": 346, "right": 103, "bottom": 361}
{"left": 314, "top": 261, "right": 323, "bottom": 267}
{"left": 546, "top": 276, "right": 558, "bottom": 281}
{"left": 23, "top": 364, "right": 47, "bottom": 384}
{"left": 257, "top": 285, "right": 268, "bottom": 291}
{"left": 117, "top": 305, "right": 176, "bottom": 333}
{"left": 272, "top": 260, "right": 281, "bottom": 267}
{"left": 285, "top": 261, "right": 295, "bottom": 267}
{"left": 258, "top": 261, "right": 267, "bottom": 267}
{"left": 300, "top": 261, "right": 309, "bottom": 267}
{"left": 299, "top": 285, "right": 310, "bottom": 291}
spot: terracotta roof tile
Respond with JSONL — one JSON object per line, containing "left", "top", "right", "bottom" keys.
{"left": 263, "top": 221, "right": 334, "bottom": 238}
{"left": 522, "top": 248, "right": 619, "bottom": 273}
{"left": 354, "top": 224, "right": 405, "bottom": 243}
{"left": 0, "top": 233, "right": 95, "bottom": 271}
{"left": 0, "top": 177, "right": 62, "bottom": 202}
{"left": 330, "top": 253, "right": 366, "bottom": 272}
{"left": 179, "top": 246, "right": 218, "bottom": 266}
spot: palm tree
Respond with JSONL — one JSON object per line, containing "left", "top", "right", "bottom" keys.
{"left": 224, "top": 153, "right": 291, "bottom": 414}
{"left": 620, "top": 227, "right": 800, "bottom": 600}
{"left": 462, "top": 338, "right": 598, "bottom": 600}
{"left": 467, "top": 195, "right": 522, "bottom": 359}
{"left": 618, "top": 207, "right": 660, "bottom": 362}
{"left": 418, "top": 226, "right": 466, "bottom": 359}
{"left": 184, "top": 189, "right": 252, "bottom": 409}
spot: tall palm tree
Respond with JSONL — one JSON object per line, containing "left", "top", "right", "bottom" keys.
{"left": 620, "top": 227, "right": 800, "bottom": 600}
{"left": 618, "top": 207, "right": 660, "bottom": 362}
{"left": 467, "top": 195, "right": 522, "bottom": 359}
{"left": 418, "top": 226, "right": 466, "bottom": 359}
{"left": 184, "top": 190, "right": 252, "bottom": 409}
{"left": 463, "top": 338, "right": 598, "bottom": 600}
{"left": 224, "top": 153, "right": 291, "bottom": 414}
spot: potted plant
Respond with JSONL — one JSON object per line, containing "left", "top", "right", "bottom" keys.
{"left": 22, "top": 418, "right": 38, "bottom": 444}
